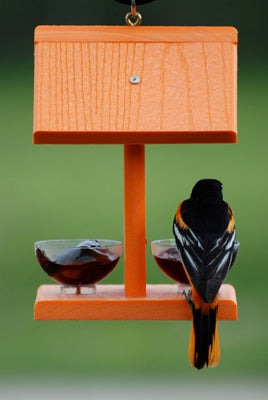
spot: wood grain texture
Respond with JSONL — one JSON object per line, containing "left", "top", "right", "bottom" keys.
{"left": 34, "top": 284, "right": 237, "bottom": 321}
{"left": 33, "top": 26, "right": 237, "bottom": 144}
{"left": 124, "top": 145, "right": 146, "bottom": 297}
{"left": 35, "top": 26, "right": 237, "bottom": 44}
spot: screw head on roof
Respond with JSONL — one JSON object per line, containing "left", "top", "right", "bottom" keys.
{"left": 130, "top": 75, "right": 141, "bottom": 84}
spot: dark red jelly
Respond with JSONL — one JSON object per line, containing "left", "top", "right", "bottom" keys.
{"left": 36, "top": 247, "right": 120, "bottom": 286}
{"left": 154, "top": 248, "right": 189, "bottom": 284}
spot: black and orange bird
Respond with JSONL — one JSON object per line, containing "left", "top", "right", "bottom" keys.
{"left": 173, "top": 179, "right": 239, "bottom": 369}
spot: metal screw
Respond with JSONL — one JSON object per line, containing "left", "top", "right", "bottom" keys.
{"left": 130, "top": 75, "right": 141, "bottom": 84}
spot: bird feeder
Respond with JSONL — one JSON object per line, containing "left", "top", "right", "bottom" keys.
{"left": 33, "top": 25, "right": 238, "bottom": 320}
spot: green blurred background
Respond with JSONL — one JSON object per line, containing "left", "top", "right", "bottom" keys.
{"left": 0, "top": 0, "right": 268, "bottom": 392}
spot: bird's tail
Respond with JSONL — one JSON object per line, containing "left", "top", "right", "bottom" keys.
{"left": 188, "top": 290, "right": 220, "bottom": 369}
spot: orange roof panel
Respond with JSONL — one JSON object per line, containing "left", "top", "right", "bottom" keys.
{"left": 33, "top": 26, "right": 237, "bottom": 144}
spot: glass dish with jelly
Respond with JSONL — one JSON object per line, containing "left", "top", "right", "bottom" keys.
{"left": 35, "top": 239, "right": 122, "bottom": 294}
{"left": 151, "top": 239, "right": 190, "bottom": 291}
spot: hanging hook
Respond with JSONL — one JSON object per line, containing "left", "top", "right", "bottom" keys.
{"left": 125, "top": 0, "right": 142, "bottom": 26}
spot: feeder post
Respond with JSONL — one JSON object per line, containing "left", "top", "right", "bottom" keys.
{"left": 124, "top": 144, "right": 146, "bottom": 297}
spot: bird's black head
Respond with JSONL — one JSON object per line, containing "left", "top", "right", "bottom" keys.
{"left": 190, "top": 179, "right": 223, "bottom": 201}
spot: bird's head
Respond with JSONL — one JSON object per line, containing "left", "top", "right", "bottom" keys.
{"left": 190, "top": 179, "right": 223, "bottom": 201}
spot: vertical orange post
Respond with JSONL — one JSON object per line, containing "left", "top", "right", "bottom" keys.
{"left": 124, "top": 144, "right": 146, "bottom": 297}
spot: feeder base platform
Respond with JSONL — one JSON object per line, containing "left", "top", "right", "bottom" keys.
{"left": 34, "top": 284, "right": 237, "bottom": 321}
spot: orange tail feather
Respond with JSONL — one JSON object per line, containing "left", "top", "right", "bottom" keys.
{"left": 188, "top": 291, "right": 220, "bottom": 369}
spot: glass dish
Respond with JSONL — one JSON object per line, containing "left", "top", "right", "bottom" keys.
{"left": 151, "top": 239, "right": 190, "bottom": 291}
{"left": 35, "top": 239, "right": 122, "bottom": 294}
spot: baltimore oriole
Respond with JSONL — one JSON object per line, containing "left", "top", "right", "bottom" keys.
{"left": 173, "top": 179, "right": 239, "bottom": 369}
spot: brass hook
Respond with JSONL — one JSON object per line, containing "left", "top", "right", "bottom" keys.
{"left": 125, "top": 0, "right": 142, "bottom": 26}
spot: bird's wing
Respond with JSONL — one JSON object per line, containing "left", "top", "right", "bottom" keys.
{"left": 229, "top": 240, "right": 240, "bottom": 269}
{"left": 173, "top": 203, "right": 239, "bottom": 303}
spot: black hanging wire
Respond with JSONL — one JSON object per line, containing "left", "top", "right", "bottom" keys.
{"left": 115, "top": 1, "right": 155, "bottom": 4}
{"left": 115, "top": 0, "right": 156, "bottom": 26}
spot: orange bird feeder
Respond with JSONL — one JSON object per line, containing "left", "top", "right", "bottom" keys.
{"left": 33, "top": 25, "right": 238, "bottom": 321}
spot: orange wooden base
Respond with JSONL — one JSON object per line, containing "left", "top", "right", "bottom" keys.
{"left": 34, "top": 284, "right": 237, "bottom": 321}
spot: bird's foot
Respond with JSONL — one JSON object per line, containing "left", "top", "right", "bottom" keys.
{"left": 183, "top": 289, "right": 192, "bottom": 303}
{"left": 183, "top": 289, "right": 194, "bottom": 312}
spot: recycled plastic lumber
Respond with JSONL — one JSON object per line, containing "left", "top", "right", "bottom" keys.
{"left": 124, "top": 144, "right": 146, "bottom": 296}
{"left": 34, "top": 284, "right": 237, "bottom": 321}
{"left": 33, "top": 26, "right": 237, "bottom": 144}
{"left": 33, "top": 25, "right": 239, "bottom": 320}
